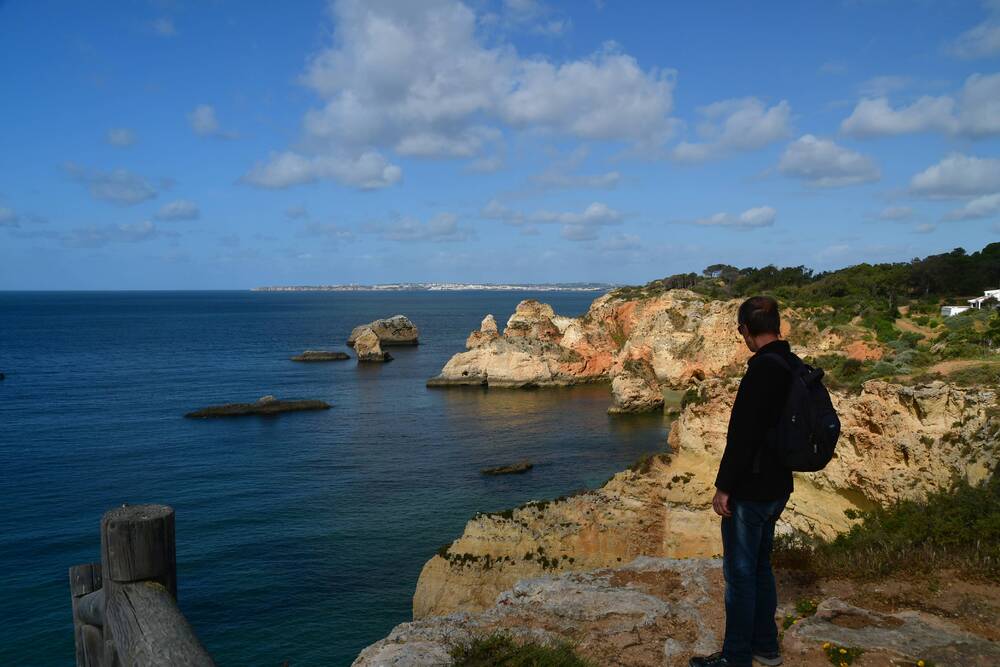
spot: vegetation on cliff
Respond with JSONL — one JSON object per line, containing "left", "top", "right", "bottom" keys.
{"left": 450, "top": 633, "right": 593, "bottom": 667}
{"left": 775, "top": 474, "right": 1000, "bottom": 582}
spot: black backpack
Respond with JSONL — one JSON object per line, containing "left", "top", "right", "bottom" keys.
{"left": 761, "top": 353, "right": 841, "bottom": 472}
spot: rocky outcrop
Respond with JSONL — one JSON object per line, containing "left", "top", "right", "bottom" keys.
{"left": 184, "top": 395, "right": 331, "bottom": 418}
{"left": 481, "top": 461, "right": 533, "bottom": 476}
{"left": 465, "top": 314, "right": 499, "bottom": 349}
{"left": 412, "top": 380, "right": 998, "bottom": 619}
{"left": 290, "top": 350, "right": 350, "bottom": 362}
{"left": 360, "top": 557, "right": 1000, "bottom": 666}
{"left": 427, "top": 291, "right": 852, "bottom": 393}
{"left": 347, "top": 315, "right": 419, "bottom": 347}
{"left": 785, "top": 597, "right": 1000, "bottom": 666}
{"left": 608, "top": 357, "right": 664, "bottom": 414}
{"left": 354, "top": 328, "right": 393, "bottom": 363}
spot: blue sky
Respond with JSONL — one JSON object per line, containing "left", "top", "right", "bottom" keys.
{"left": 1, "top": 0, "right": 998, "bottom": 289}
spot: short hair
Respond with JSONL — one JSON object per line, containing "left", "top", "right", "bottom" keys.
{"left": 737, "top": 296, "right": 781, "bottom": 336}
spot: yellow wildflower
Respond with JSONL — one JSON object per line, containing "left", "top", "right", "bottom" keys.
{"left": 823, "top": 642, "right": 831, "bottom": 649}
{"left": 840, "top": 648, "right": 848, "bottom": 654}
{"left": 917, "top": 662, "right": 925, "bottom": 667}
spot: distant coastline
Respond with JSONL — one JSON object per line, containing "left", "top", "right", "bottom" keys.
{"left": 251, "top": 282, "right": 616, "bottom": 292}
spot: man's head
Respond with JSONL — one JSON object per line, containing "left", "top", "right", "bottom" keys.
{"left": 737, "top": 296, "right": 781, "bottom": 352}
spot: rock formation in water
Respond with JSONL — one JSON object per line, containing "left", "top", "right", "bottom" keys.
{"left": 481, "top": 461, "right": 533, "bottom": 476}
{"left": 354, "top": 328, "right": 393, "bottom": 363}
{"left": 290, "top": 350, "right": 350, "bottom": 362}
{"left": 347, "top": 315, "right": 419, "bottom": 347}
{"left": 411, "top": 379, "right": 998, "bottom": 619}
{"left": 356, "top": 556, "right": 1000, "bottom": 667}
{"left": 426, "top": 291, "right": 855, "bottom": 391}
{"left": 184, "top": 395, "right": 331, "bottom": 418}
{"left": 608, "top": 357, "right": 664, "bottom": 414}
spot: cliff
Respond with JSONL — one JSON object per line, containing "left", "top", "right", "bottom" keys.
{"left": 427, "top": 291, "right": 864, "bottom": 391}
{"left": 412, "top": 379, "right": 998, "bottom": 619}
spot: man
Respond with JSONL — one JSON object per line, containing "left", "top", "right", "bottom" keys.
{"left": 690, "top": 296, "right": 795, "bottom": 667}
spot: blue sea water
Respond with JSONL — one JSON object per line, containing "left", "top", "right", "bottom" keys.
{"left": 0, "top": 291, "right": 670, "bottom": 666}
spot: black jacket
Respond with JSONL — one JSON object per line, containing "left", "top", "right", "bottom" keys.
{"left": 714, "top": 339, "right": 795, "bottom": 501}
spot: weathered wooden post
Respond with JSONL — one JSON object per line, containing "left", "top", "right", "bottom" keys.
{"left": 70, "top": 504, "right": 214, "bottom": 666}
{"left": 101, "top": 504, "right": 213, "bottom": 666}
{"left": 69, "top": 562, "right": 104, "bottom": 666}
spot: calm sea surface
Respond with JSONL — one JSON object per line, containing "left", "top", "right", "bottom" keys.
{"left": 0, "top": 291, "right": 670, "bottom": 665}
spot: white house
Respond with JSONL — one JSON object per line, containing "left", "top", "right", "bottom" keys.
{"left": 943, "top": 287, "right": 1000, "bottom": 316}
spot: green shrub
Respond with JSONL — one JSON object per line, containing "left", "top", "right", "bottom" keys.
{"left": 773, "top": 476, "right": 1000, "bottom": 582}
{"left": 450, "top": 633, "right": 595, "bottom": 667}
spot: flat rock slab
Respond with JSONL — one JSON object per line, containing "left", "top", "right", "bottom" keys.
{"left": 185, "top": 399, "right": 330, "bottom": 418}
{"left": 481, "top": 462, "right": 533, "bottom": 475}
{"left": 347, "top": 315, "right": 419, "bottom": 347}
{"left": 291, "top": 350, "right": 350, "bottom": 362}
{"left": 786, "top": 597, "right": 1000, "bottom": 666}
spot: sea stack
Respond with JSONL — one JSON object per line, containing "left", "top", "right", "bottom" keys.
{"left": 347, "top": 315, "right": 419, "bottom": 347}
{"left": 354, "top": 327, "right": 393, "bottom": 363}
{"left": 608, "top": 358, "right": 664, "bottom": 414}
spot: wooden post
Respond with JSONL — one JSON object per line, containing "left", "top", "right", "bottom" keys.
{"left": 100, "top": 504, "right": 177, "bottom": 598}
{"left": 69, "top": 563, "right": 104, "bottom": 667}
{"left": 105, "top": 582, "right": 214, "bottom": 666}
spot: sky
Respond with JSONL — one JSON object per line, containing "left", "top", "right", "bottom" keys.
{"left": 1, "top": 0, "right": 999, "bottom": 289}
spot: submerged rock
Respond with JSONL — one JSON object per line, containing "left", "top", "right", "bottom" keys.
{"left": 347, "top": 315, "right": 419, "bottom": 347}
{"left": 608, "top": 357, "right": 664, "bottom": 414}
{"left": 481, "top": 461, "right": 533, "bottom": 476}
{"left": 291, "top": 350, "right": 350, "bottom": 362}
{"left": 185, "top": 396, "right": 330, "bottom": 418}
{"left": 354, "top": 328, "right": 393, "bottom": 363}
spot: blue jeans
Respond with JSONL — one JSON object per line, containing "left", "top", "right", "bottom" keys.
{"left": 721, "top": 495, "right": 789, "bottom": 667}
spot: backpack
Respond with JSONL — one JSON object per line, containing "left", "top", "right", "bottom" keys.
{"left": 760, "top": 353, "right": 841, "bottom": 472}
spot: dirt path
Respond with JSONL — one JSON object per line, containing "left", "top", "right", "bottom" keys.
{"left": 895, "top": 317, "right": 939, "bottom": 339}
{"left": 927, "top": 359, "right": 1000, "bottom": 375}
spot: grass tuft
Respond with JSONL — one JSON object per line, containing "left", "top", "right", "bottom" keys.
{"left": 450, "top": 632, "right": 595, "bottom": 667}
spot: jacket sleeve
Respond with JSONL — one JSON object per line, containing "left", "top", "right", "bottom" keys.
{"left": 714, "top": 360, "right": 784, "bottom": 493}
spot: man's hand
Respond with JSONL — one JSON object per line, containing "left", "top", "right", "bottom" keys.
{"left": 712, "top": 490, "right": 732, "bottom": 518}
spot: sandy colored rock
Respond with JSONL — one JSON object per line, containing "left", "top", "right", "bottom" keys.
{"left": 348, "top": 315, "right": 419, "bottom": 347}
{"left": 609, "top": 357, "right": 664, "bottom": 414}
{"left": 290, "top": 350, "right": 350, "bottom": 362}
{"left": 466, "top": 314, "right": 500, "bottom": 349}
{"left": 360, "top": 557, "right": 999, "bottom": 666}
{"left": 354, "top": 327, "right": 393, "bottom": 363}
{"left": 412, "top": 379, "right": 998, "bottom": 619}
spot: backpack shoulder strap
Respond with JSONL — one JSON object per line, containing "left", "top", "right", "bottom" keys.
{"left": 758, "top": 351, "right": 796, "bottom": 374}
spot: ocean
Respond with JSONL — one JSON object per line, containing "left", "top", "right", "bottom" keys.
{"left": 0, "top": 291, "right": 670, "bottom": 665}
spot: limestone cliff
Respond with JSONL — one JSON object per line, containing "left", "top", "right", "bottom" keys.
{"left": 427, "top": 291, "right": 843, "bottom": 391}
{"left": 412, "top": 379, "right": 998, "bottom": 619}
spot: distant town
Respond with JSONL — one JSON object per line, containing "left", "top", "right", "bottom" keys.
{"left": 251, "top": 283, "right": 617, "bottom": 292}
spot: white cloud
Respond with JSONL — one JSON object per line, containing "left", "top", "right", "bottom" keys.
{"left": 64, "top": 163, "right": 157, "bottom": 205}
{"left": 188, "top": 105, "right": 236, "bottom": 139}
{"left": 154, "top": 200, "right": 200, "bottom": 221}
{"left": 531, "top": 146, "right": 620, "bottom": 190}
{"left": 62, "top": 221, "right": 161, "bottom": 248}
{"left": 778, "top": 135, "right": 880, "bottom": 187}
{"left": 943, "top": 193, "right": 1000, "bottom": 220}
{"left": 691, "top": 206, "right": 776, "bottom": 229}
{"left": 364, "top": 212, "right": 473, "bottom": 242}
{"left": 858, "top": 75, "right": 912, "bottom": 97}
{"left": 300, "top": 222, "right": 356, "bottom": 241}
{"left": 106, "top": 128, "right": 137, "bottom": 147}
{"left": 910, "top": 153, "right": 1000, "bottom": 198}
{"left": 914, "top": 223, "right": 937, "bottom": 234}
{"left": 243, "top": 151, "right": 402, "bottom": 190}
{"left": 151, "top": 17, "right": 176, "bottom": 37}
{"left": 672, "top": 98, "right": 791, "bottom": 162}
{"left": 247, "top": 0, "right": 677, "bottom": 189}
{"left": 877, "top": 206, "right": 913, "bottom": 221}
{"left": 840, "top": 73, "right": 1000, "bottom": 138}
{"left": 285, "top": 205, "right": 309, "bottom": 219}
{"left": 482, "top": 200, "right": 622, "bottom": 240}
{"left": 948, "top": 2, "right": 1000, "bottom": 59}
{"left": 0, "top": 206, "right": 19, "bottom": 228}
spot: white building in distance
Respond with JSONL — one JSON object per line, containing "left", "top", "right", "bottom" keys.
{"left": 942, "top": 288, "right": 1000, "bottom": 317}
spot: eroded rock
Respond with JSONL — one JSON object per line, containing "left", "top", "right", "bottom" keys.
{"left": 347, "top": 315, "right": 419, "bottom": 347}
{"left": 609, "top": 357, "right": 664, "bottom": 414}
{"left": 354, "top": 328, "right": 393, "bottom": 363}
